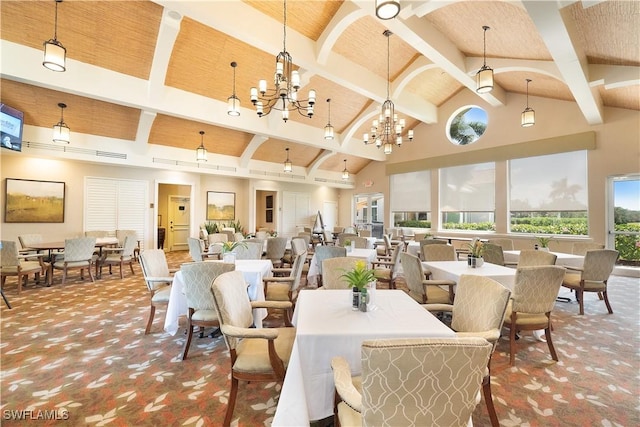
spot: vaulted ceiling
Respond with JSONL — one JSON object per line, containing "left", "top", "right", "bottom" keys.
{"left": 1, "top": 0, "right": 638, "bottom": 182}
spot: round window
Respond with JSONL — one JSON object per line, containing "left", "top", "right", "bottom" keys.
{"left": 446, "top": 106, "right": 488, "bottom": 145}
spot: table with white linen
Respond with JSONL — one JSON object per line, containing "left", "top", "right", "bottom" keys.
{"left": 503, "top": 250, "right": 584, "bottom": 268}
{"left": 306, "top": 248, "right": 378, "bottom": 287}
{"left": 422, "top": 260, "right": 516, "bottom": 291}
{"left": 407, "top": 240, "right": 421, "bottom": 257}
{"left": 272, "top": 289, "right": 455, "bottom": 425}
{"left": 163, "top": 259, "right": 273, "bottom": 335}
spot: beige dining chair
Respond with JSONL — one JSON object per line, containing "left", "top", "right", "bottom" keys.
{"left": 263, "top": 237, "right": 288, "bottom": 267}
{"left": 422, "top": 243, "right": 457, "bottom": 262}
{"left": 371, "top": 241, "right": 404, "bottom": 289}
{"left": 18, "top": 234, "right": 62, "bottom": 261}
{"left": 187, "top": 237, "right": 218, "bottom": 262}
{"left": 85, "top": 230, "right": 110, "bottom": 238}
{"left": 211, "top": 270, "right": 295, "bottom": 427}
{"left": 52, "top": 237, "right": 97, "bottom": 285}
{"left": 1, "top": 240, "right": 52, "bottom": 293}
{"left": 571, "top": 242, "right": 605, "bottom": 256}
{"left": 337, "top": 233, "right": 358, "bottom": 247}
{"left": 180, "top": 261, "right": 235, "bottom": 360}
{"left": 401, "top": 252, "right": 454, "bottom": 304}
{"left": 98, "top": 234, "right": 137, "bottom": 279}
{"left": 320, "top": 257, "right": 361, "bottom": 289}
{"left": 481, "top": 243, "right": 506, "bottom": 266}
{"left": 139, "top": 249, "right": 176, "bottom": 335}
{"left": 116, "top": 229, "right": 140, "bottom": 260}
{"left": 255, "top": 231, "right": 269, "bottom": 241}
{"left": 312, "top": 245, "right": 347, "bottom": 286}
{"left": 263, "top": 247, "right": 307, "bottom": 326}
{"left": 516, "top": 250, "right": 558, "bottom": 267}
{"left": 331, "top": 337, "right": 492, "bottom": 427}
{"left": 232, "top": 241, "right": 262, "bottom": 260}
{"left": 488, "top": 238, "right": 515, "bottom": 251}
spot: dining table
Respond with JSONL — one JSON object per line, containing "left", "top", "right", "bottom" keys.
{"left": 25, "top": 237, "right": 120, "bottom": 260}
{"left": 306, "top": 248, "right": 378, "bottom": 288}
{"left": 163, "top": 259, "right": 273, "bottom": 335}
{"left": 422, "top": 260, "right": 517, "bottom": 291}
{"left": 503, "top": 250, "right": 584, "bottom": 268}
{"left": 272, "top": 289, "right": 455, "bottom": 426}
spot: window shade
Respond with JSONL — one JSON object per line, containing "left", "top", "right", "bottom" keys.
{"left": 510, "top": 151, "right": 587, "bottom": 211}
{"left": 390, "top": 171, "right": 430, "bottom": 212}
{"left": 440, "top": 163, "right": 495, "bottom": 211}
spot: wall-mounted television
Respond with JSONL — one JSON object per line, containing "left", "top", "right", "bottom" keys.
{"left": 1, "top": 103, "right": 24, "bottom": 152}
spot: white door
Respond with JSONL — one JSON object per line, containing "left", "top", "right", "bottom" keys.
{"left": 282, "top": 192, "right": 310, "bottom": 238}
{"left": 168, "top": 195, "right": 190, "bottom": 251}
{"left": 323, "top": 201, "right": 337, "bottom": 231}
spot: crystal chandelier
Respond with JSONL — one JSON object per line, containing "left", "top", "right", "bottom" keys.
{"left": 363, "top": 30, "right": 413, "bottom": 155}
{"left": 250, "top": 0, "right": 316, "bottom": 122}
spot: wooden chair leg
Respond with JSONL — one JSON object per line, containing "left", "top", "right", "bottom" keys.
{"left": 545, "top": 323, "right": 558, "bottom": 361}
{"left": 182, "top": 322, "right": 194, "bottom": 360}
{"left": 129, "top": 262, "right": 135, "bottom": 276}
{"left": 578, "top": 289, "right": 585, "bottom": 315}
{"left": 509, "top": 323, "right": 517, "bottom": 366}
{"left": 482, "top": 374, "right": 500, "bottom": 427}
{"left": 223, "top": 376, "right": 239, "bottom": 427}
{"left": 602, "top": 290, "right": 613, "bottom": 314}
{"left": 145, "top": 304, "right": 156, "bottom": 335}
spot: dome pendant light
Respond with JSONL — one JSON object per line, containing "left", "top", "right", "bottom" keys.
{"left": 476, "top": 26, "right": 493, "bottom": 94}
{"left": 521, "top": 79, "right": 535, "bottom": 127}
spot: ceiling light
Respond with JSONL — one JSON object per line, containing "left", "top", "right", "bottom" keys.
{"left": 283, "top": 147, "right": 292, "bottom": 173}
{"left": 342, "top": 159, "right": 349, "bottom": 181}
{"left": 375, "top": 0, "right": 400, "bottom": 20}
{"left": 250, "top": 0, "right": 316, "bottom": 122}
{"left": 476, "top": 26, "right": 493, "bottom": 94}
{"left": 363, "top": 30, "right": 413, "bottom": 155}
{"left": 324, "top": 99, "right": 334, "bottom": 140}
{"left": 52, "top": 102, "right": 70, "bottom": 144}
{"left": 43, "top": 0, "right": 66, "bottom": 72}
{"left": 227, "top": 61, "right": 240, "bottom": 117}
{"left": 521, "top": 79, "right": 535, "bottom": 127}
{"left": 196, "top": 131, "right": 207, "bottom": 162}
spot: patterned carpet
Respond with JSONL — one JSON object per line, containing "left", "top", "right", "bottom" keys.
{"left": 1, "top": 250, "right": 638, "bottom": 426}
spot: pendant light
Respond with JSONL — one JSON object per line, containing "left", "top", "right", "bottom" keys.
{"left": 196, "top": 131, "right": 207, "bottom": 162}
{"left": 342, "top": 159, "right": 349, "bottom": 181}
{"left": 476, "top": 26, "right": 493, "bottom": 94}
{"left": 521, "top": 79, "right": 535, "bottom": 127}
{"left": 227, "top": 62, "right": 240, "bottom": 116}
{"left": 52, "top": 103, "right": 70, "bottom": 144}
{"left": 43, "top": 0, "right": 66, "bottom": 72}
{"left": 324, "top": 99, "right": 334, "bottom": 140}
{"left": 283, "top": 148, "right": 292, "bottom": 173}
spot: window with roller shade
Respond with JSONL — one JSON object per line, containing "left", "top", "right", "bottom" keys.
{"left": 390, "top": 171, "right": 431, "bottom": 227}
{"left": 440, "top": 162, "right": 495, "bottom": 230}
{"left": 509, "top": 151, "right": 588, "bottom": 235}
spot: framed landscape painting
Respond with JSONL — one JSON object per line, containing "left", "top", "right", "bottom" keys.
{"left": 5, "top": 178, "right": 65, "bottom": 223}
{"left": 207, "top": 191, "right": 235, "bottom": 220}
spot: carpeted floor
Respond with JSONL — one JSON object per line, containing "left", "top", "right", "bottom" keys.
{"left": 1, "top": 250, "right": 638, "bottom": 426}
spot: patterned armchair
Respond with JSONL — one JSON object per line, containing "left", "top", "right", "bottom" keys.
{"left": 98, "top": 234, "right": 137, "bottom": 279}
{"left": 331, "top": 337, "right": 492, "bottom": 427}
{"left": 52, "top": 237, "right": 97, "bottom": 285}
{"left": 232, "top": 241, "right": 262, "bottom": 260}
{"left": 187, "top": 237, "right": 218, "bottom": 262}
{"left": 139, "top": 249, "right": 177, "bottom": 334}
{"left": 401, "top": 252, "right": 454, "bottom": 304}
{"left": 487, "top": 238, "right": 514, "bottom": 251}
{"left": 211, "top": 270, "right": 295, "bottom": 427}
{"left": 516, "top": 250, "right": 557, "bottom": 267}
{"left": 571, "top": 242, "right": 605, "bottom": 255}
{"left": 1, "top": 240, "right": 51, "bottom": 293}
{"left": 263, "top": 237, "right": 288, "bottom": 267}
{"left": 481, "top": 243, "right": 506, "bottom": 266}
{"left": 320, "top": 257, "right": 361, "bottom": 289}
{"left": 371, "top": 241, "right": 404, "bottom": 289}
{"left": 313, "top": 245, "right": 347, "bottom": 285}
{"left": 263, "top": 247, "right": 307, "bottom": 325}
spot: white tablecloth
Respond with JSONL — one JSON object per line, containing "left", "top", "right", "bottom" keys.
{"left": 423, "top": 260, "right": 516, "bottom": 291}
{"left": 306, "top": 248, "right": 378, "bottom": 287}
{"left": 503, "top": 250, "right": 584, "bottom": 268}
{"left": 163, "top": 259, "right": 273, "bottom": 335}
{"left": 407, "top": 241, "right": 420, "bottom": 257}
{"left": 272, "top": 289, "right": 455, "bottom": 425}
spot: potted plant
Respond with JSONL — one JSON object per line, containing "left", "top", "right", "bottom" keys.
{"left": 341, "top": 260, "right": 377, "bottom": 311}
{"left": 221, "top": 241, "right": 246, "bottom": 263}
{"left": 466, "top": 239, "right": 485, "bottom": 268}
{"left": 536, "top": 236, "right": 552, "bottom": 252}
{"left": 204, "top": 221, "right": 219, "bottom": 234}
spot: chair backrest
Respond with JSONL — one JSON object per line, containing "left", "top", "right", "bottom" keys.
{"left": 359, "top": 229, "right": 372, "bottom": 237}
{"left": 359, "top": 337, "right": 492, "bottom": 427}
{"left": 290, "top": 237, "right": 308, "bottom": 256}
{"left": 18, "top": 234, "right": 43, "bottom": 249}
{"left": 222, "top": 230, "right": 235, "bottom": 242}
{"left": 187, "top": 237, "right": 204, "bottom": 262}
{"left": 581, "top": 249, "right": 619, "bottom": 282}
{"left": 211, "top": 270, "right": 256, "bottom": 351}
{"left": 481, "top": 243, "right": 505, "bottom": 266}
{"left": 413, "top": 232, "right": 429, "bottom": 241}
{"left": 314, "top": 246, "right": 347, "bottom": 275}
{"left": 321, "top": 257, "right": 361, "bottom": 289}
{"left": 64, "top": 237, "right": 97, "bottom": 262}
{"left": 352, "top": 236, "right": 368, "bottom": 249}
{"left": 333, "top": 226, "right": 345, "bottom": 234}
{"left": 337, "top": 233, "right": 358, "bottom": 247}
{"left": 488, "top": 238, "right": 514, "bottom": 251}
{"left": 0, "top": 240, "right": 20, "bottom": 267}
{"left": 451, "top": 275, "right": 511, "bottom": 342}
{"left": 288, "top": 250, "right": 307, "bottom": 294}
{"left": 116, "top": 229, "right": 137, "bottom": 246}
{"left": 512, "top": 266, "right": 566, "bottom": 314}
{"left": 85, "top": 230, "right": 109, "bottom": 238}
{"left": 517, "top": 250, "right": 557, "bottom": 267}
{"left": 234, "top": 232, "right": 245, "bottom": 242}
{"left": 233, "top": 241, "right": 262, "bottom": 260}
{"left": 208, "top": 233, "right": 229, "bottom": 244}
{"left": 264, "top": 237, "right": 288, "bottom": 260}
{"left": 255, "top": 231, "right": 269, "bottom": 240}
{"left": 400, "top": 252, "right": 426, "bottom": 302}
{"left": 323, "top": 230, "right": 334, "bottom": 244}
{"left": 572, "top": 242, "right": 605, "bottom": 256}
{"left": 121, "top": 235, "right": 138, "bottom": 257}
{"left": 139, "top": 249, "right": 172, "bottom": 291}
{"left": 181, "top": 261, "right": 235, "bottom": 311}
{"left": 295, "top": 233, "right": 311, "bottom": 249}
{"left": 422, "top": 244, "right": 457, "bottom": 261}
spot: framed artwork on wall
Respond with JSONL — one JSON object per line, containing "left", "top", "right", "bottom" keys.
{"left": 207, "top": 191, "right": 235, "bottom": 220}
{"left": 5, "top": 178, "right": 65, "bottom": 223}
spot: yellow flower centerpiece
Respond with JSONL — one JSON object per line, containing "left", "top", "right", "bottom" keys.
{"left": 341, "top": 260, "right": 376, "bottom": 292}
{"left": 467, "top": 239, "right": 485, "bottom": 268}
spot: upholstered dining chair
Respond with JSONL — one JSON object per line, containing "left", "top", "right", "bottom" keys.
{"left": 98, "top": 234, "right": 137, "bottom": 279}
{"left": 211, "top": 270, "right": 295, "bottom": 427}
{"left": 516, "top": 250, "right": 557, "bottom": 267}
{"left": 139, "top": 249, "right": 177, "bottom": 335}
{"left": 323, "top": 230, "right": 336, "bottom": 245}
{"left": 571, "top": 242, "right": 605, "bottom": 256}
{"left": 18, "top": 233, "right": 62, "bottom": 261}
{"left": 208, "top": 233, "right": 230, "bottom": 245}
{"left": 52, "top": 237, "right": 97, "bottom": 285}
{"left": 85, "top": 230, "right": 109, "bottom": 238}
{"left": 1, "top": 240, "right": 52, "bottom": 293}
{"left": 337, "top": 233, "right": 358, "bottom": 247}
{"left": 371, "top": 241, "right": 404, "bottom": 289}
{"left": 561, "top": 249, "right": 619, "bottom": 315}
{"left": 352, "top": 236, "right": 368, "bottom": 249}
{"left": 424, "top": 275, "right": 511, "bottom": 427}
{"left": 331, "top": 337, "right": 492, "bottom": 427}
{"left": 375, "top": 234, "right": 393, "bottom": 259}
{"left": 488, "top": 238, "right": 515, "bottom": 251}
{"left": 503, "top": 265, "right": 566, "bottom": 366}
{"left": 116, "top": 229, "right": 140, "bottom": 260}
{"left": 421, "top": 243, "right": 457, "bottom": 262}
{"left": 401, "top": 252, "right": 454, "bottom": 305}
{"left": 313, "top": 245, "right": 347, "bottom": 285}
{"left": 232, "top": 241, "right": 262, "bottom": 260}
{"left": 180, "top": 261, "right": 235, "bottom": 360}
{"left": 187, "top": 237, "right": 218, "bottom": 262}
{"left": 263, "top": 237, "right": 288, "bottom": 267}
{"left": 481, "top": 243, "right": 506, "bottom": 266}
{"left": 320, "top": 257, "right": 361, "bottom": 289}
{"left": 263, "top": 248, "right": 306, "bottom": 325}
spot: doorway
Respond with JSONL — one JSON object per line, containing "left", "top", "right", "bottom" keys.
{"left": 158, "top": 183, "right": 192, "bottom": 252}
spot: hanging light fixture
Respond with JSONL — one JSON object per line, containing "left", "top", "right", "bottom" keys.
{"left": 476, "top": 26, "right": 493, "bottom": 94}
{"left": 52, "top": 103, "right": 70, "bottom": 144}
{"left": 324, "top": 99, "right": 334, "bottom": 140}
{"left": 521, "top": 78, "right": 535, "bottom": 127}
{"left": 43, "top": 0, "right": 66, "bottom": 72}
{"left": 342, "top": 159, "right": 349, "bottom": 181}
{"left": 375, "top": 0, "right": 401, "bottom": 20}
{"left": 196, "top": 131, "right": 207, "bottom": 162}
{"left": 227, "top": 62, "right": 240, "bottom": 117}
{"left": 363, "top": 30, "right": 413, "bottom": 155}
{"left": 283, "top": 147, "right": 292, "bottom": 173}
{"left": 250, "top": 0, "right": 316, "bottom": 122}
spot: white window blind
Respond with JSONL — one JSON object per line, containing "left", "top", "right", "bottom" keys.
{"left": 440, "top": 162, "right": 495, "bottom": 211}
{"left": 85, "top": 177, "right": 147, "bottom": 245}
{"left": 390, "top": 171, "right": 431, "bottom": 212}
{"left": 510, "top": 151, "right": 587, "bottom": 211}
